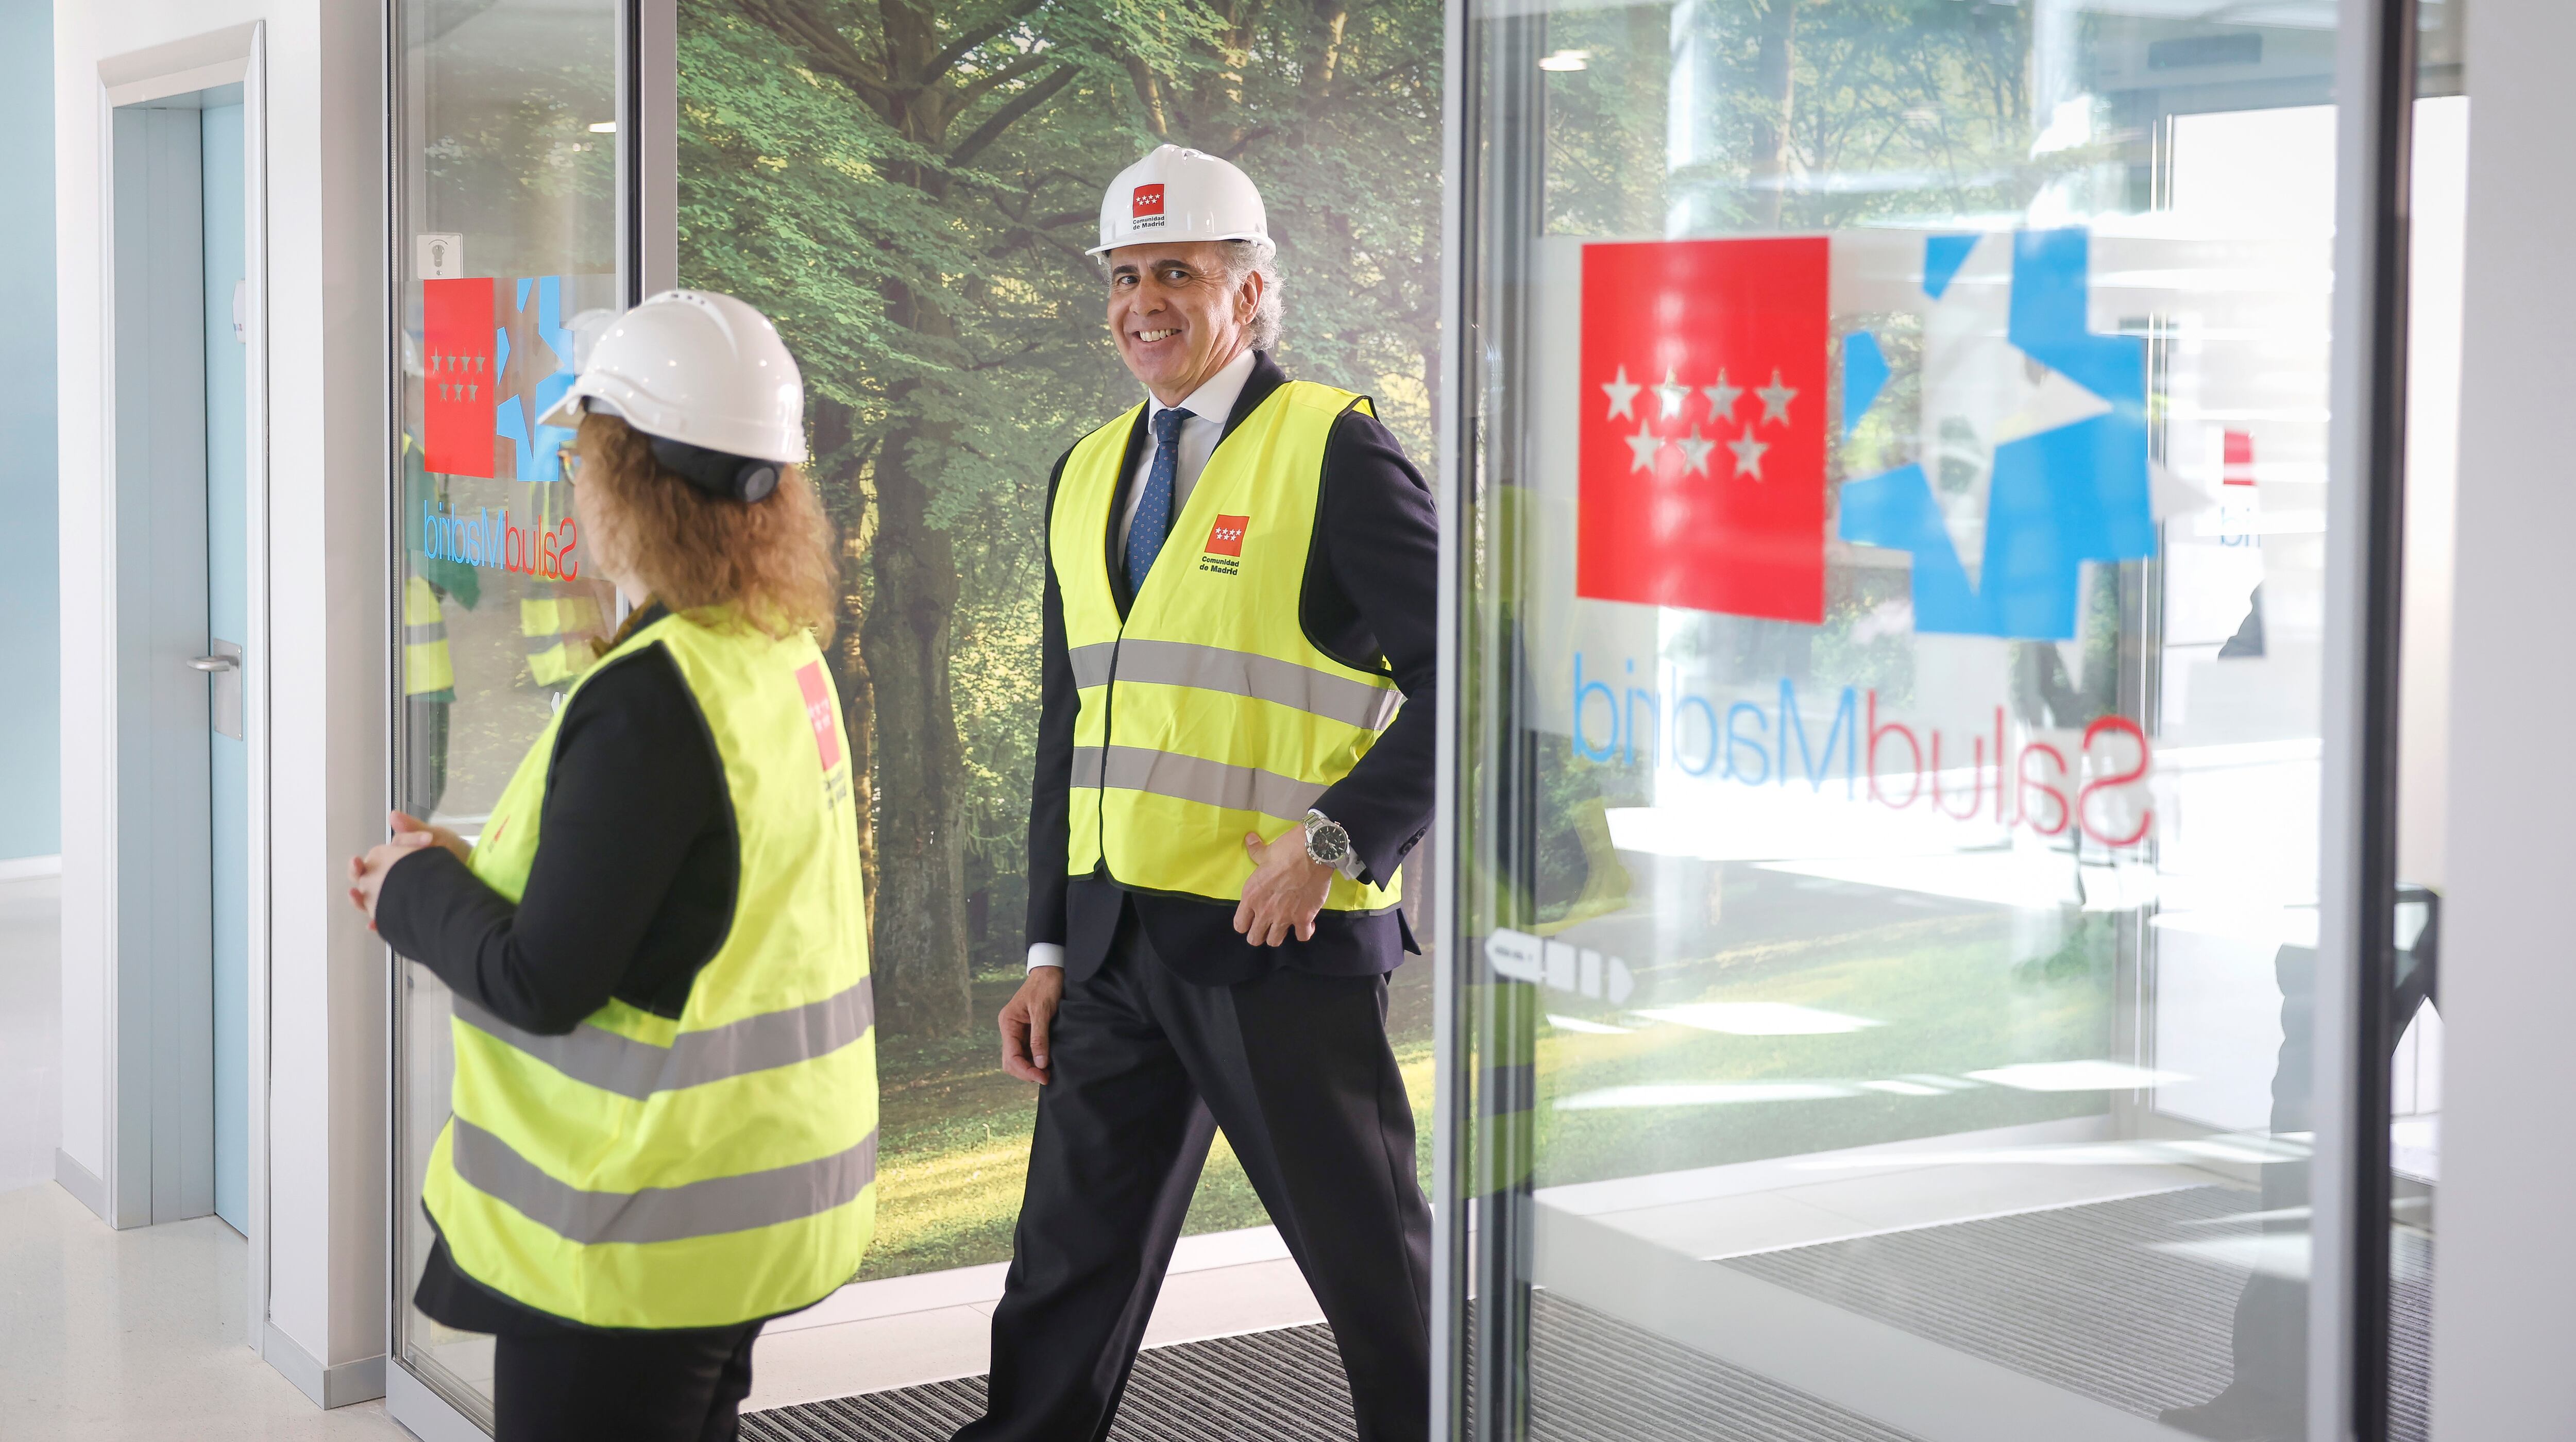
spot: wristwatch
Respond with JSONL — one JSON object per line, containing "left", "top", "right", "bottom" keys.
{"left": 1303, "top": 809, "right": 1354, "bottom": 870}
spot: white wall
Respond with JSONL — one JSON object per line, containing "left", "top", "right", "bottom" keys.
{"left": 2431, "top": 0, "right": 2576, "bottom": 1436}
{"left": 54, "top": 0, "right": 389, "bottom": 1404}
{"left": 1, "top": 2, "right": 61, "bottom": 869}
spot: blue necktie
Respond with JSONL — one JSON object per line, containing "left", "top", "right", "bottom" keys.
{"left": 1126, "top": 406, "right": 1193, "bottom": 592}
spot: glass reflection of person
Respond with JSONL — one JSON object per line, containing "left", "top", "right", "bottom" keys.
{"left": 2163, "top": 895, "right": 2437, "bottom": 1440}
{"left": 348, "top": 293, "right": 879, "bottom": 1442}
{"left": 400, "top": 335, "right": 474, "bottom": 820}
{"left": 401, "top": 429, "right": 478, "bottom": 819}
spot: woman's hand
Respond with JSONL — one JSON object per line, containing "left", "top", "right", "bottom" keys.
{"left": 391, "top": 810, "right": 471, "bottom": 864}
{"left": 346, "top": 810, "right": 459, "bottom": 927}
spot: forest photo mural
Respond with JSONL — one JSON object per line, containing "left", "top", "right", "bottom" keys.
{"left": 676, "top": 0, "right": 1444, "bottom": 1278}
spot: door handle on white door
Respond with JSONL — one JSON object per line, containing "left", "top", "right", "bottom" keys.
{"left": 199, "top": 639, "right": 246, "bottom": 739}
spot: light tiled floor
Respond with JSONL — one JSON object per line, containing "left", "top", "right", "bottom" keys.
{"left": 0, "top": 873, "right": 62, "bottom": 1193}
{"left": 1541, "top": 1116, "right": 2227, "bottom": 1263}
{"left": 743, "top": 1225, "right": 1327, "bottom": 1410}
{"left": 0, "top": 1181, "right": 411, "bottom": 1440}
{"left": 0, "top": 873, "right": 409, "bottom": 1440}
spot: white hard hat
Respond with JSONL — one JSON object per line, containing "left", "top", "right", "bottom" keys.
{"left": 1089, "top": 144, "right": 1268, "bottom": 257}
{"left": 539, "top": 290, "right": 805, "bottom": 466}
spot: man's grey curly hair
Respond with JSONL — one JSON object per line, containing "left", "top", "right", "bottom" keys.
{"left": 1218, "top": 239, "right": 1285, "bottom": 352}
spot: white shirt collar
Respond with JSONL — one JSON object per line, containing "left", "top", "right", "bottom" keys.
{"left": 1149, "top": 348, "right": 1259, "bottom": 430}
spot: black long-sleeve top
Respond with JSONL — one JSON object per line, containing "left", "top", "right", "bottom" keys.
{"left": 377, "top": 606, "right": 743, "bottom": 1334}
{"left": 1027, "top": 351, "right": 1440, "bottom": 985}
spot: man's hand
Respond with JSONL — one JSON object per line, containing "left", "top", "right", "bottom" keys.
{"left": 1233, "top": 828, "right": 1337, "bottom": 947}
{"left": 999, "top": 967, "right": 1065, "bottom": 1084}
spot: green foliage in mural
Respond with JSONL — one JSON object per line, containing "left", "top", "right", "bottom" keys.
{"left": 673, "top": 0, "right": 1444, "bottom": 1276}
{"left": 676, "top": 0, "right": 1443, "bottom": 1046}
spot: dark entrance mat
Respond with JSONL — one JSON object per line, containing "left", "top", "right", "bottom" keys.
{"left": 747, "top": 1187, "right": 2431, "bottom": 1441}
{"left": 742, "top": 1292, "right": 1922, "bottom": 1442}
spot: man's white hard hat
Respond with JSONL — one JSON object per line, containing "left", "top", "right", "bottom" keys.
{"left": 1089, "top": 144, "right": 1268, "bottom": 257}
{"left": 537, "top": 289, "right": 805, "bottom": 464}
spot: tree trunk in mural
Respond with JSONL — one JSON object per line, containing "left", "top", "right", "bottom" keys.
{"left": 863, "top": 290, "right": 974, "bottom": 1037}
{"left": 809, "top": 394, "right": 878, "bottom": 917}
{"left": 713, "top": 0, "right": 1443, "bottom": 1036}
{"left": 734, "top": 0, "right": 1064, "bottom": 1037}
{"left": 1752, "top": 0, "right": 1800, "bottom": 229}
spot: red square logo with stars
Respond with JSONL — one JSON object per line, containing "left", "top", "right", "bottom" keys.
{"left": 422, "top": 277, "right": 496, "bottom": 478}
{"left": 1132, "top": 184, "right": 1166, "bottom": 219}
{"left": 1206, "top": 515, "right": 1249, "bottom": 557}
{"left": 795, "top": 662, "right": 841, "bottom": 770}
{"left": 1578, "top": 237, "right": 1830, "bottom": 623}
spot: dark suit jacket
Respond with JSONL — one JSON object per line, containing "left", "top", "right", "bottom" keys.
{"left": 1025, "top": 351, "right": 1438, "bottom": 985}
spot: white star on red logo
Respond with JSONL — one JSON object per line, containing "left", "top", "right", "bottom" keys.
{"left": 1756, "top": 369, "right": 1799, "bottom": 427}
{"left": 1728, "top": 430, "right": 1770, "bottom": 480}
{"left": 1653, "top": 368, "right": 1690, "bottom": 420}
{"left": 1704, "top": 370, "right": 1743, "bottom": 422}
{"left": 1676, "top": 427, "right": 1715, "bottom": 476}
{"left": 1600, "top": 366, "right": 1641, "bottom": 421}
{"left": 1625, "top": 420, "right": 1664, "bottom": 472}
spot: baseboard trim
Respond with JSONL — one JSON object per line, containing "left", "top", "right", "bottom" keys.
{"left": 386, "top": 1358, "right": 490, "bottom": 1442}
{"left": 0, "top": 855, "right": 63, "bottom": 881}
{"left": 264, "top": 1322, "right": 388, "bottom": 1409}
{"left": 53, "top": 1149, "right": 108, "bottom": 1222}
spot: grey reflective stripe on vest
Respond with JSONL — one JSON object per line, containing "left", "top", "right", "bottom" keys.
{"left": 407, "top": 621, "right": 448, "bottom": 646}
{"left": 452, "top": 979, "right": 875, "bottom": 1101}
{"left": 1071, "top": 744, "right": 1328, "bottom": 822}
{"left": 451, "top": 1117, "right": 876, "bottom": 1246}
{"left": 1068, "top": 642, "right": 1118, "bottom": 689}
{"left": 1067, "top": 639, "right": 1398, "bottom": 731}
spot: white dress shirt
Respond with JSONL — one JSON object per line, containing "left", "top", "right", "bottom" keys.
{"left": 1029, "top": 351, "right": 1260, "bottom": 973}
{"left": 1113, "top": 348, "right": 1258, "bottom": 557}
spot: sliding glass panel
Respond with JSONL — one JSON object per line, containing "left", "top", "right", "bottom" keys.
{"left": 672, "top": 0, "right": 1445, "bottom": 1313}
{"left": 1452, "top": 4, "right": 2384, "bottom": 1438}
{"left": 389, "top": 0, "right": 623, "bottom": 1424}
{"left": 2387, "top": 51, "right": 2471, "bottom": 1439}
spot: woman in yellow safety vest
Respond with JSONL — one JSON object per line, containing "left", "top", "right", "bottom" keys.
{"left": 348, "top": 290, "right": 876, "bottom": 1442}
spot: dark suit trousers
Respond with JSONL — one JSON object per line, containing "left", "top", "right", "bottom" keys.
{"left": 956, "top": 921, "right": 1432, "bottom": 1442}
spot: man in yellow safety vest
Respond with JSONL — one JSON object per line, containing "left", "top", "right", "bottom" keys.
{"left": 958, "top": 145, "right": 1440, "bottom": 1442}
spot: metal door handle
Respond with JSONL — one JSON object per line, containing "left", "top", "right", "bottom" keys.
{"left": 189, "top": 655, "right": 238, "bottom": 673}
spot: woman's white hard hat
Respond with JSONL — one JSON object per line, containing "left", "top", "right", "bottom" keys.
{"left": 1089, "top": 145, "right": 1268, "bottom": 257}
{"left": 537, "top": 289, "right": 806, "bottom": 464}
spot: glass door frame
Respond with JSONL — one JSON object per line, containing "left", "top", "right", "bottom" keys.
{"left": 1424, "top": 3, "right": 2433, "bottom": 1441}
{"left": 379, "top": 1, "right": 671, "bottom": 1432}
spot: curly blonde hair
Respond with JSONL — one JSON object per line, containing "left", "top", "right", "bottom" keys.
{"left": 574, "top": 412, "right": 836, "bottom": 641}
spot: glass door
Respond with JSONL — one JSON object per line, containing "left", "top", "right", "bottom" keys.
{"left": 388, "top": 0, "right": 625, "bottom": 1423}
{"left": 1444, "top": 3, "right": 2426, "bottom": 1438}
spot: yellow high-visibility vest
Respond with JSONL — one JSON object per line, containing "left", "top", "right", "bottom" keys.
{"left": 404, "top": 575, "right": 454, "bottom": 700}
{"left": 522, "top": 481, "right": 601, "bottom": 686}
{"left": 522, "top": 593, "right": 604, "bottom": 686}
{"left": 420, "top": 607, "right": 878, "bottom": 1329}
{"left": 1050, "top": 380, "right": 1403, "bottom": 912}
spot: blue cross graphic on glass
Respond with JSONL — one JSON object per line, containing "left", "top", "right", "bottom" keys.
{"left": 1836, "top": 227, "right": 2155, "bottom": 641}
{"left": 1127, "top": 406, "right": 1194, "bottom": 590}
